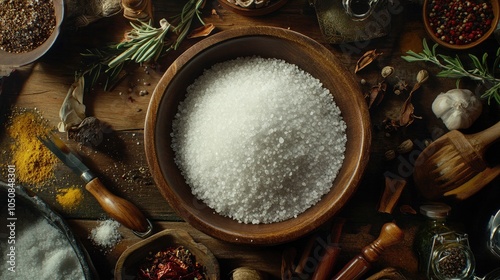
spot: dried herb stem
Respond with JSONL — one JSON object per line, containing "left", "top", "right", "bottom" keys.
{"left": 78, "top": 0, "right": 206, "bottom": 91}
{"left": 171, "top": 0, "right": 206, "bottom": 50}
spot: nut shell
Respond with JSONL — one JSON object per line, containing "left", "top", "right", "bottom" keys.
{"left": 396, "top": 139, "right": 414, "bottom": 154}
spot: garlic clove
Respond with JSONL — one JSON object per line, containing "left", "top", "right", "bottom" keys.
{"left": 431, "top": 94, "right": 452, "bottom": 118}
{"left": 442, "top": 109, "right": 467, "bottom": 130}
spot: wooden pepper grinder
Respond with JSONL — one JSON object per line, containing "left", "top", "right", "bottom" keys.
{"left": 332, "top": 222, "right": 404, "bottom": 280}
{"left": 122, "top": 0, "right": 153, "bottom": 22}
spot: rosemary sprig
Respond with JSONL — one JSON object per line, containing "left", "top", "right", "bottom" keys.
{"left": 107, "top": 19, "right": 171, "bottom": 69}
{"left": 401, "top": 39, "right": 500, "bottom": 105}
{"left": 171, "top": 0, "right": 206, "bottom": 50}
{"left": 79, "top": 0, "right": 206, "bottom": 91}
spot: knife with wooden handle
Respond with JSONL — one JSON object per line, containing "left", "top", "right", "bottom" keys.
{"left": 39, "top": 133, "right": 152, "bottom": 237}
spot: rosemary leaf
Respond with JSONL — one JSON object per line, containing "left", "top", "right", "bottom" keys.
{"left": 467, "top": 53, "right": 483, "bottom": 74}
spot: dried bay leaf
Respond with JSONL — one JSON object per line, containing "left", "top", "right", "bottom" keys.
{"left": 398, "top": 70, "right": 427, "bottom": 126}
{"left": 399, "top": 94, "right": 422, "bottom": 126}
{"left": 58, "top": 76, "right": 86, "bottom": 132}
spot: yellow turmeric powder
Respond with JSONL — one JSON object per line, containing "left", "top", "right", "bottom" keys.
{"left": 56, "top": 186, "right": 84, "bottom": 210}
{"left": 7, "top": 111, "right": 58, "bottom": 185}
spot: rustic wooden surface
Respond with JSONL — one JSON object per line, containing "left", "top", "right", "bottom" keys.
{"left": 1, "top": 0, "right": 500, "bottom": 279}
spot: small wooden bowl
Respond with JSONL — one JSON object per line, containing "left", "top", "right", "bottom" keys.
{"left": 423, "top": 0, "right": 499, "bottom": 50}
{"left": 144, "top": 26, "right": 371, "bottom": 245}
{"left": 217, "top": 0, "right": 289, "bottom": 16}
{"left": 0, "top": 0, "right": 64, "bottom": 67}
{"left": 115, "top": 229, "right": 220, "bottom": 280}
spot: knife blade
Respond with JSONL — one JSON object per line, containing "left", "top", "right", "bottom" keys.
{"left": 39, "top": 133, "right": 152, "bottom": 236}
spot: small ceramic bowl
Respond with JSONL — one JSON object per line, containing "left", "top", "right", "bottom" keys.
{"left": 115, "top": 229, "right": 220, "bottom": 280}
{"left": 423, "top": 0, "right": 499, "bottom": 50}
{"left": 217, "top": 0, "right": 289, "bottom": 16}
{"left": 0, "top": 0, "right": 64, "bottom": 67}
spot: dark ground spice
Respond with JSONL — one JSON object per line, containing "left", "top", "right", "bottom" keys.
{"left": 0, "top": 0, "right": 56, "bottom": 53}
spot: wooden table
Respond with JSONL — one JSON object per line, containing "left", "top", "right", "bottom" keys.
{"left": 1, "top": 0, "right": 499, "bottom": 279}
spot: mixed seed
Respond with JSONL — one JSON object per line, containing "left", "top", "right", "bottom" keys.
{"left": 0, "top": 0, "right": 56, "bottom": 53}
{"left": 427, "top": 0, "right": 495, "bottom": 45}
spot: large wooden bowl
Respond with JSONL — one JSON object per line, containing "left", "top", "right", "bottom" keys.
{"left": 144, "top": 26, "right": 371, "bottom": 245}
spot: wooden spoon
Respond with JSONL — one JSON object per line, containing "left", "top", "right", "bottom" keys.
{"left": 414, "top": 121, "right": 500, "bottom": 200}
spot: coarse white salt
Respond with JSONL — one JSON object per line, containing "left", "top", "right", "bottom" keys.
{"left": 89, "top": 219, "right": 122, "bottom": 249}
{"left": 171, "top": 56, "right": 347, "bottom": 224}
{"left": 0, "top": 207, "right": 85, "bottom": 280}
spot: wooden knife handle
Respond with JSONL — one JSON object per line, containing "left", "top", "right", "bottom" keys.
{"left": 332, "top": 223, "right": 404, "bottom": 280}
{"left": 86, "top": 177, "right": 150, "bottom": 233}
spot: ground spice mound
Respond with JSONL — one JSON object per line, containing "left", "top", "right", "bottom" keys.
{"left": 172, "top": 56, "right": 347, "bottom": 224}
{"left": 7, "top": 111, "right": 58, "bottom": 185}
{"left": 0, "top": 0, "right": 56, "bottom": 53}
{"left": 56, "top": 186, "right": 84, "bottom": 211}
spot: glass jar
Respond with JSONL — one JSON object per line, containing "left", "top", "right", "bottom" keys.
{"left": 430, "top": 231, "right": 475, "bottom": 279}
{"left": 414, "top": 203, "right": 476, "bottom": 279}
{"left": 415, "top": 204, "right": 453, "bottom": 276}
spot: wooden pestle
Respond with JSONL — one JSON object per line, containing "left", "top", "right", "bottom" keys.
{"left": 414, "top": 121, "right": 500, "bottom": 200}
{"left": 332, "top": 223, "right": 404, "bottom": 280}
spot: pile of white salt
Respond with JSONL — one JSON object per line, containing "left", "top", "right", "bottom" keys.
{"left": 89, "top": 219, "right": 122, "bottom": 250}
{"left": 171, "top": 56, "right": 347, "bottom": 224}
{"left": 0, "top": 207, "right": 85, "bottom": 279}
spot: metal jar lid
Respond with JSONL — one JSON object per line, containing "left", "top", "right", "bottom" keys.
{"left": 420, "top": 204, "right": 452, "bottom": 219}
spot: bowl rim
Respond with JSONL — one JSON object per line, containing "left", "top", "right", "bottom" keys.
{"left": 422, "top": 0, "right": 500, "bottom": 50}
{"left": 144, "top": 26, "right": 371, "bottom": 245}
{"left": 0, "top": 0, "right": 64, "bottom": 67}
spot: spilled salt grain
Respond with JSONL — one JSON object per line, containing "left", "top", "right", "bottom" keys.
{"left": 90, "top": 219, "right": 122, "bottom": 249}
{"left": 171, "top": 56, "right": 347, "bottom": 224}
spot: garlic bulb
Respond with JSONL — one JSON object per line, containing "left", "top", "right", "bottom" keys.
{"left": 432, "top": 88, "right": 482, "bottom": 130}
